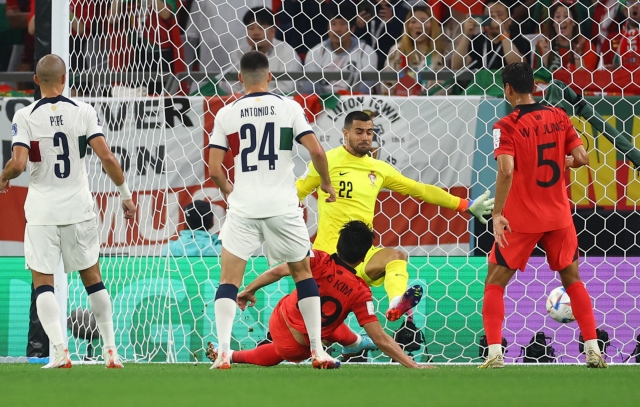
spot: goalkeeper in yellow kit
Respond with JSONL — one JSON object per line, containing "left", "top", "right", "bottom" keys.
{"left": 297, "top": 111, "right": 494, "bottom": 321}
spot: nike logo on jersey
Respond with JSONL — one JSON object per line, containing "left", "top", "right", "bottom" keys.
{"left": 339, "top": 172, "right": 349, "bottom": 176}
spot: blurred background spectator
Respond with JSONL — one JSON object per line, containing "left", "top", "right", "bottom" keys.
{"left": 353, "top": 0, "right": 410, "bottom": 70}
{"left": 533, "top": 0, "right": 598, "bottom": 78}
{"left": 303, "top": 1, "right": 378, "bottom": 94}
{"left": 452, "top": 0, "right": 530, "bottom": 71}
{"left": 221, "top": 7, "right": 302, "bottom": 95}
{"left": 592, "top": 0, "right": 627, "bottom": 67}
{"left": 4, "top": 0, "right": 32, "bottom": 88}
{"left": 382, "top": 5, "right": 446, "bottom": 95}
{"left": 186, "top": 0, "right": 265, "bottom": 76}
{"left": 163, "top": 200, "right": 222, "bottom": 257}
{"left": 609, "top": 0, "right": 640, "bottom": 71}
{"left": 275, "top": 0, "right": 326, "bottom": 60}
{"left": 108, "top": 0, "right": 185, "bottom": 95}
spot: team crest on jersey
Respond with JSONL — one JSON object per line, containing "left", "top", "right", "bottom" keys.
{"left": 368, "top": 171, "right": 377, "bottom": 186}
{"left": 12, "top": 123, "right": 17, "bottom": 137}
{"left": 493, "top": 129, "right": 501, "bottom": 149}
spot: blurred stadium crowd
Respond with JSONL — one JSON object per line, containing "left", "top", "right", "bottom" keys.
{"left": 1, "top": 0, "right": 639, "bottom": 96}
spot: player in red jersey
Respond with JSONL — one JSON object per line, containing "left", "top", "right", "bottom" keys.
{"left": 479, "top": 62, "right": 606, "bottom": 369}
{"left": 207, "top": 221, "right": 430, "bottom": 369}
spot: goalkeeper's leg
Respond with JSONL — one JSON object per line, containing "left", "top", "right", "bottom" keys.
{"left": 79, "top": 262, "right": 122, "bottom": 368}
{"left": 355, "top": 247, "right": 423, "bottom": 321}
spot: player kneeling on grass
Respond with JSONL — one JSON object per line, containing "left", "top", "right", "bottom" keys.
{"left": 208, "top": 221, "right": 432, "bottom": 369}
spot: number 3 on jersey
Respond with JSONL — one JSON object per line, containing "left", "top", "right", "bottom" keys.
{"left": 240, "top": 122, "right": 278, "bottom": 172}
{"left": 53, "top": 132, "right": 70, "bottom": 179}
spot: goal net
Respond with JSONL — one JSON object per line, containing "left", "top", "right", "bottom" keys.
{"left": 1, "top": 0, "right": 638, "bottom": 365}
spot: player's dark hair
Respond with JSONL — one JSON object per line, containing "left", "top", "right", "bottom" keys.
{"left": 240, "top": 50, "right": 270, "bottom": 74}
{"left": 336, "top": 221, "right": 375, "bottom": 264}
{"left": 501, "top": 62, "right": 535, "bottom": 94}
{"left": 344, "top": 111, "right": 373, "bottom": 129}
{"left": 184, "top": 200, "right": 213, "bottom": 231}
{"left": 324, "top": 2, "right": 358, "bottom": 26}
{"left": 242, "top": 7, "right": 274, "bottom": 27}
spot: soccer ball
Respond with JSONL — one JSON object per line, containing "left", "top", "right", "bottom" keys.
{"left": 546, "top": 287, "right": 575, "bottom": 323}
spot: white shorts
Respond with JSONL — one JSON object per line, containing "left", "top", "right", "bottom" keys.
{"left": 220, "top": 209, "right": 310, "bottom": 266}
{"left": 24, "top": 218, "right": 100, "bottom": 274}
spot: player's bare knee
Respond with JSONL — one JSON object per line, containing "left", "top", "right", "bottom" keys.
{"left": 30, "top": 269, "right": 54, "bottom": 288}
{"left": 78, "top": 262, "right": 102, "bottom": 287}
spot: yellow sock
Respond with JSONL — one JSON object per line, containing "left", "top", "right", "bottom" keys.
{"left": 383, "top": 259, "right": 409, "bottom": 304}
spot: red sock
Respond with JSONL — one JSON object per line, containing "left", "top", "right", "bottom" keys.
{"left": 325, "top": 323, "right": 358, "bottom": 346}
{"left": 565, "top": 281, "right": 597, "bottom": 341}
{"left": 232, "top": 343, "right": 284, "bottom": 366}
{"left": 482, "top": 284, "right": 505, "bottom": 345}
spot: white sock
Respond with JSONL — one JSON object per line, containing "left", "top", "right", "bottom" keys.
{"left": 488, "top": 344, "right": 502, "bottom": 358}
{"left": 389, "top": 296, "right": 402, "bottom": 310}
{"left": 88, "top": 289, "right": 116, "bottom": 349}
{"left": 36, "top": 292, "right": 65, "bottom": 350}
{"left": 347, "top": 333, "right": 362, "bottom": 348}
{"left": 214, "top": 298, "right": 237, "bottom": 355}
{"left": 297, "top": 296, "right": 322, "bottom": 353}
{"left": 585, "top": 339, "right": 601, "bottom": 355}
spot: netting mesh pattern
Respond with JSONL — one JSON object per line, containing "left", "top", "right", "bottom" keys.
{"left": 18, "top": 0, "right": 640, "bottom": 363}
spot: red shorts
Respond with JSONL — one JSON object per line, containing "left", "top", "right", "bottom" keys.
{"left": 269, "top": 301, "right": 311, "bottom": 363}
{"left": 489, "top": 224, "right": 579, "bottom": 271}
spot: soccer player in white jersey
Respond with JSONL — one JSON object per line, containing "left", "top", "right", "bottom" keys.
{"left": 0, "top": 55, "right": 136, "bottom": 369}
{"left": 208, "top": 51, "right": 339, "bottom": 369}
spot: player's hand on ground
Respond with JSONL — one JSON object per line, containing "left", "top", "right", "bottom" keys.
{"left": 237, "top": 290, "right": 257, "bottom": 311}
{"left": 321, "top": 182, "right": 336, "bottom": 202}
{"left": 122, "top": 199, "right": 136, "bottom": 219}
{"left": 205, "top": 342, "right": 218, "bottom": 363}
{"left": 468, "top": 190, "right": 494, "bottom": 224}
{"left": 416, "top": 364, "right": 437, "bottom": 369}
{"left": 492, "top": 214, "right": 512, "bottom": 248}
{"left": 0, "top": 179, "right": 10, "bottom": 194}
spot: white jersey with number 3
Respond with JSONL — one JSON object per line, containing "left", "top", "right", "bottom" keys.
{"left": 209, "top": 92, "right": 314, "bottom": 218}
{"left": 11, "top": 95, "right": 103, "bottom": 226}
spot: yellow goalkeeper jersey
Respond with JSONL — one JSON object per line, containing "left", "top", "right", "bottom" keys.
{"left": 296, "top": 146, "right": 467, "bottom": 254}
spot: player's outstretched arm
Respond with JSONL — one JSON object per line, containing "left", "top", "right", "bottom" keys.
{"left": 296, "top": 163, "right": 321, "bottom": 201}
{"left": 385, "top": 173, "right": 494, "bottom": 224}
{"left": 89, "top": 136, "right": 136, "bottom": 219}
{"left": 237, "top": 264, "right": 291, "bottom": 310}
{"left": 362, "top": 321, "right": 432, "bottom": 369}
{"left": 207, "top": 147, "right": 233, "bottom": 199}
{"left": 492, "top": 154, "right": 514, "bottom": 248}
{"left": 565, "top": 145, "right": 589, "bottom": 169}
{"left": 0, "top": 145, "right": 28, "bottom": 193}
{"left": 298, "top": 133, "right": 336, "bottom": 202}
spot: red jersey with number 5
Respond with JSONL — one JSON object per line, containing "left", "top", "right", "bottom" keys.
{"left": 280, "top": 250, "right": 378, "bottom": 337}
{"left": 492, "top": 103, "right": 583, "bottom": 233}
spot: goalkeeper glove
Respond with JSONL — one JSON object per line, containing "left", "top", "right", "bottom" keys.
{"left": 467, "top": 190, "right": 494, "bottom": 224}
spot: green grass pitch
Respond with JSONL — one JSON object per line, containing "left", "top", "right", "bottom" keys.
{"left": 1, "top": 364, "right": 638, "bottom": 407}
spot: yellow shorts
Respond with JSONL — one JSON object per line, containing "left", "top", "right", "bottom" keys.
{"left": 355, "top": 246, "right": 385, "bottom": 287}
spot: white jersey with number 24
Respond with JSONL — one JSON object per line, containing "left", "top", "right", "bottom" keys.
{"left": 209, "top": 92, "right": 314, "bottom": 218}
